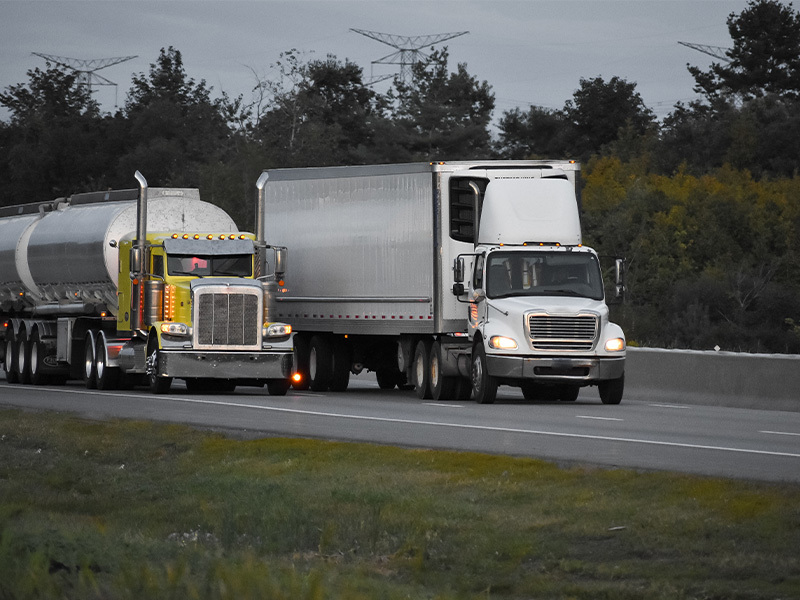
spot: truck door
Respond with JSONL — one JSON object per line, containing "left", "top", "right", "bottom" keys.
{"left": 469, "top": 253, "right": 486, "bottom": 335}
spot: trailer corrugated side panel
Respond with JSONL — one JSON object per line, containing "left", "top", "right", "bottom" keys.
{"left": 264, "top": 167, "right": 437, "bottom": 335}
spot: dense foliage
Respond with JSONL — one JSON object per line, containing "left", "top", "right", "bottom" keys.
{"left": 1, "top": 0, "right": 799, "bottom": 352}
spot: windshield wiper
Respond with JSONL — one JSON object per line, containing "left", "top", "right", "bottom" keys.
{"left": 170, "top": 270, "right": 205, "bottom": 278}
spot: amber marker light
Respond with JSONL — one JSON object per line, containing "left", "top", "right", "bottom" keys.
{"left": 291, "top": 373, "right": 303, "bottom": 384}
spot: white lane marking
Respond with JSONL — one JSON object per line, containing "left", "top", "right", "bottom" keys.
{"left": 576, "top": 415, "right": 623, "bottom": 422}
{"left": 760, "top": 430, "right": 800, "bottom": 437}
{"left": 649, "top": 403, "right": 692, "bottom": 409}
{"left": 5, "top": 384, "right": 800, "bottom": 460}
{"left": 424, "top": 403, "right": 464, "bottom": 408}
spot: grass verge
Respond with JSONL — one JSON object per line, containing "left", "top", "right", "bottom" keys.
{"left": 1, "top": 407, "right": 799, "bottom": 599}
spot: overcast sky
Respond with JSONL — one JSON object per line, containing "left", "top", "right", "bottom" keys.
{"left": 1, "top": 0, "right": 749, "bottom": 123}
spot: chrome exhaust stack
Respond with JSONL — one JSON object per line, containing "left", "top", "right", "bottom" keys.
{"left": 131, "top": 171, "right": 148, "bottom": 331}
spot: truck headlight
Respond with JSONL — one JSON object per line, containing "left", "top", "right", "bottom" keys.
{"left": 605, "top": 338, "right": 625, "bottom": 352}
{"left": 264, "top": 323, "right": 292, "bottom": 338}
{"left": 489, "top": 335, "right": 518, "bottom": 350}
{"left": 160, "top": 322, "right": 190, "bottom": 336}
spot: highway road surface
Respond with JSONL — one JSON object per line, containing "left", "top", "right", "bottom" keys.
{"left": 2, "top": 374, "right": 799, "bottom": 483}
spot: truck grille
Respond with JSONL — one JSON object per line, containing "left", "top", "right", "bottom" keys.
{"left": 528, "top": 314, "right": 598, "bottom": 351}
{"left": 194, "top": 288, "right": 261, "bottom": 350}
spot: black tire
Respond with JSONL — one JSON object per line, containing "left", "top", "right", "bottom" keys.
{"left": 95, "top": 335, "right": 120, "bottom": 390}
{"left": 29, "top": 330, "right": 49, "bottom": 385}
{"left": 17, "top": 329, "right": 31, "bottom": 385}
{"left": 267, "top": 379, "right": 291, "bottom": 396}
{"left": 599, "top": 374, "right": 624, "bottom": 405}
{"left": 520, "top": 382, "right": 541, "bottom": 401}
{"left": 560, "top": 385, "right": 580, "bottom": 402}
{"left": 83, "top": 331, "right": 97, "bottom": 389}
{"left": 471, "top": 342, "right": 497, "bottom": 404}
{"left": 184, "top": 378, "right": 203, "bottom": 393}
{"left": 146, "top": 337, "right": 172, "bottom": 394}
{"left": 412, "top": 339, "right": 433, "bottom": 400}
{"left": 329, "top": 337, "right": 351, "bottom": 392}
{"left": 292, "top": 335, "right": 311, "bottom": 390}
{"left": 376, "top": 368, "right": 401, "bottom": 390}
{"left": 308, "top": 335, "right": 332, "bottom": 392}
{"left": 455, "top": 377, "right": 473, "bottom": 401}
{"left": 4, "top": 331, "right": 19, "bottom": 384}
{"left": 430, "top": 340, "right": 458, "bottom": 401}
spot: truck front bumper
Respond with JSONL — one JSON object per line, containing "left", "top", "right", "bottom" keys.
{"left": 487, "top": 354, "right": 624, "bottom": 383}
{"left": 158, "top": 350, "right": 293, "bottom": 380}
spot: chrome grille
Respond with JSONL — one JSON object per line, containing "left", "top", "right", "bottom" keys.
{"left": 528, "top": 314, "right": 598, "bottom": 350}
{"left": 195, "top": 288, "right": 261, "bottom": 349}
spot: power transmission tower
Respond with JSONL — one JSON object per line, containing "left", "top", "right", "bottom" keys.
{"left": 678, "top": 41, "right": 732, "bottom": 63}
{"left": 351, "top": 29, "right": 469, "bottom": 85}
{"left": 32, "top": 53, "right": 138, "bottom": 106}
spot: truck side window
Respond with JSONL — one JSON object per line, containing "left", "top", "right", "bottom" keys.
{"left": 449, "top": 177, "right": 488, "bottom": 243}
{"left": 152, "top": 254, "right": 164, "bottom": 278}
{"left": 473, "top": 254, "right": 485, "bottom": 289}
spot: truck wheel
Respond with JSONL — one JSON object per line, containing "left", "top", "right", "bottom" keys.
{"left": 29, "top": 330, "right": 49, "bottom": 385}
{"left": 17, "top": 329, "right": 31, "bottom": 385}
{"left": 83, "top": 331, "right": 97, "bottom": 389}
{"left": 308, "top": 335, "right": 332, "bottom": 392}
{"left": 430, "top": 341, "right": 458, "bottom": 401}
{"left": 472, "top": 342, "right": 497, "bottom": 404}
{"left": 560, "top": 385, "right": 580, "bottom": 402}
{"left": 599, "top": 375, "right": 624, "bottom": 405}
{"left": 95, "top": 335, "right": 120, "bottom": 391}
{"left": 4, "top": 332, "right": 19, "bottom": 384}
{"left": 146, "top": 338, "right": 172, "bottom": 394}
{"left": 455, "top": 377, "right": 473, "bottom": 401}
{"left": 413, "top": 339, "right": 433, "bottom": 400}
{"left": 292, "top": 335, "right": 311, "bottom": 390}
{"left": 329, "top": 337, "right": 351, "bottom": 392}
{"left": 376, "top": 368, "right": 401, "bottom": 390}
{"left": 267, "top": 379, "right": 291, "bottom": 396}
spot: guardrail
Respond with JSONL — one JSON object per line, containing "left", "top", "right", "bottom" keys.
{"left": 625, "top": 347, "right": 800, "bottom": 412}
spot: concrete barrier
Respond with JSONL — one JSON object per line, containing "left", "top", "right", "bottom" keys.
{"left": 625, "top": 347, "right": 800, "bottom": 412}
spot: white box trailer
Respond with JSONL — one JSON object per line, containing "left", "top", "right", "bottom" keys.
{"left": 260, "top": 161, "right": 626, "bottom": 404}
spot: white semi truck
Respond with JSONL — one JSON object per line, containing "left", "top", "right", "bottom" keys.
{"left": 258, "top": 161, "right": 626, "bottom": 404}
{"left": 1, "top": 172, "right": 293, "bottom": 394}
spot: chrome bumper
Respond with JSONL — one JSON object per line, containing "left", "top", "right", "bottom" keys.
{"left": 158, "top": 350, "right": 293, "bottom": 380}
{"left": 487, "top": 354, "right": 625, "bottom": 382}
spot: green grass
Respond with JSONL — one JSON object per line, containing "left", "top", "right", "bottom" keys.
{"left": 1, "top": 407, "right": 799, "bottom": 599}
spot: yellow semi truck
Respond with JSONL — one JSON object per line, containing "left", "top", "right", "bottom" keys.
{"left": 1, "top": 172, "right": 293, "bottom": 394}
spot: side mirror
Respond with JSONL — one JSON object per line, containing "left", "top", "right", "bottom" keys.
{"left": 472, "top": 288, "right": 486, "bottom": 303}
{"left": 275, "top": 247, "right": 287, "bottom": 279}
{"left": 452, "top": 283, "right": 465, "bottom": 296}
{"left": 615, "top": 258, "right": 626, "bottom": 299}
{"left": 453, "top": 256, "right": 465, "bottom": 283}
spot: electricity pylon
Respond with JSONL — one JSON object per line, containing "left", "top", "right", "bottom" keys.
{"left": 678, "top": 41, "right": 732, "bottom": 63}
{"left": 351, "top": 29, "right": 469, "bottom": 85}
{"left": 32, "top": 53, "right": 138, "bottom": 105}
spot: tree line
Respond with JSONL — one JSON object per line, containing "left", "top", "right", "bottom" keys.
{"left": 1, "top": 0, "right": 799, "bottom": 353}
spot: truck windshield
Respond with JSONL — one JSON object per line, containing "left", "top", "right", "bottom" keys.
{"left": 486, "top": 251, "right": 604, "bottom": 300}
{"left": 167, "top": 254, "right": 252, "bottom": 277}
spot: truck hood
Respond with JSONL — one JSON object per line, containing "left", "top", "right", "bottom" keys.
{"left": 490, "top": 294, "right": 608, "bottom": 318}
